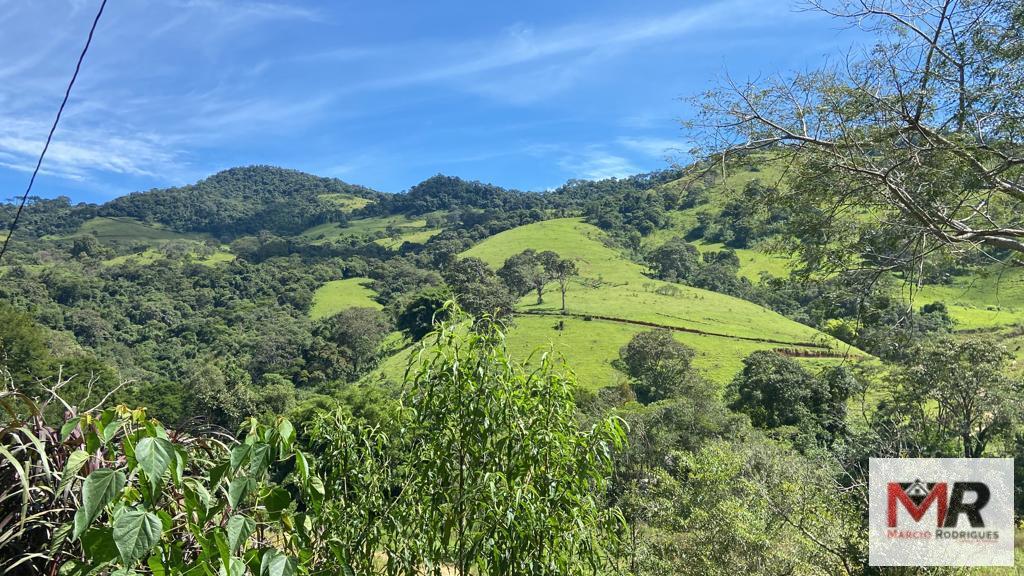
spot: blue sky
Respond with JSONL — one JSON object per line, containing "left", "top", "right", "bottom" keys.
{"left": 0, "top": 0, "right": 859, "bottom": 203}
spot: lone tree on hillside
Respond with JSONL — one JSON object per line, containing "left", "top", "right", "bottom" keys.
{"left": 688, "top": 0, "right": 1024, "bottom": 273}
{"left": 498, "top": 249, "right": 578, "bottom": 309}
{"left": 542, "top": 253, "right": 578, "bottom": 313}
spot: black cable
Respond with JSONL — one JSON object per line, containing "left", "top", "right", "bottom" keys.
{"left": 0, "top": 0, "right": 108, "bottom": 265}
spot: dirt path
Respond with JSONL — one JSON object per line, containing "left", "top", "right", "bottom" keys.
{"left": 518, "top": 309, "right": 839, "bottom": 351}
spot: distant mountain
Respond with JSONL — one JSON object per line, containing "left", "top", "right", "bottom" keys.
{"left": 100, "top": 165, "right": 381, "bottom": 238}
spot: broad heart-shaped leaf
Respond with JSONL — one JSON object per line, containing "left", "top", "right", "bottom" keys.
{"left": 277, "top": 419, "right": 295, "bottom": 449}
{"left": 263, "top": 487, "right": 291, "bottom": 514}
{"left": 247, "top": 443, "right": 270, "bottom": 479}
{"left": 226, "top": 515, "right": 255, "bottom": 553}
{"left": 259, "top": 549, "right": 296, "bottom": 576}
{"left": 74, "top": 469, "right": 126, "bottom": 539}
{"left": 228, "top": 477, "right": 255, "bottom": 508}
{"left": 229, "top": 444, "right": 251, "bottom": 473}
{"left": 135, "top": 437, "right": 175, "bottom": 490}
{"left": 113, "top": 509, "right": 162, "bottom": 565}
{"left": 221, "top": 556, "right": 246, "bottom": 576}
{"left": 80, "top": 525, "right": 119, "bottom": 564}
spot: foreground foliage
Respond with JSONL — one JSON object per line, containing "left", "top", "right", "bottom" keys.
{"left": 2, "top": 309, "right": 625, "bottom": 575}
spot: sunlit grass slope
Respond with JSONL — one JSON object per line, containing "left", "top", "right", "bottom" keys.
{"left": 648, "top": 157, "right": 1024, "bottom": 332}
{"left": 309, "top": 277, "right": 382, "bottom": 319}
{"left": 61, "top": 217, "right": 208, "bottom": 244}
{"left": 319, "top": 193, "right": 374, "bottom": 212}
{"left": 454, "top": 217, "right": 861, "bottom": 389}
{"left": 910, "top": 264, "right": 1024, "bottom": 329}
{"left": 463, "top": 218, "right": 844, "bottom": 345}
{"left": 299, "top": 212, "right": 444, "bottom": 246}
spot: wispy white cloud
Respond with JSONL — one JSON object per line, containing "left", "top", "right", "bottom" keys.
{"left": 617, "top": 136, "right": 686, "bottom": 158}
{"left": 0, "top": 117, "right": 179, "bottom": 181}
{"left": 556, "top": 147, "right": 639, "bottom": 180}
{"left": 172, "top": 0, "right": 321, "bottom": 24}
{"left": 352, "top": 0, "right": 774, "bottom": 100}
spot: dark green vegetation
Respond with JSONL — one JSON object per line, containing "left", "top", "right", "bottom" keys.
{"left": 3, "top": 0, "right": 1024, "bottom": 572}
{"left": 1, "top": 315, "right": 622, "bottom": 575}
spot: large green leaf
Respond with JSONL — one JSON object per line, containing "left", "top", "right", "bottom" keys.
{"left": 277, "top": 419, "right": 295, "bottom": 449}
{"left": 58, "top": 450, "right": 90, "bottom": 497}
{"left": 259, "top": 549, "right": 296, "bottom": 576}
{"left": 135, "top": 437, "right": 175, "bottom": 490}
{"left": 80, "top": 526, "right": 119, "bottom": 564}
{"left": 228, "top": 477, "right": 255, "bottom": 508}
{"left": 74, "top": 469, "right": 126, "bottom": 539}
{"left": 229, "top": 444, "right": 250, "bottom": 473}
{"left": 248, "top": 443, "right": 270, "bottom": 478}
{"left": 113, "top": 509, "right": 163, "bottom": 566}
{"left": 226, "top": 515, "right": 255, "bottom": 553}
{"left": 263, "top": 487, "right": 291, "bottom": 514}
{"left": 60, "top": 417, "right": 82, "bottom": 441}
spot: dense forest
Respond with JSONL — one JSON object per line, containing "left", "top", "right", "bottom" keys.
{"left": 2, "top": 0, "right": 1024, "bottom": 574}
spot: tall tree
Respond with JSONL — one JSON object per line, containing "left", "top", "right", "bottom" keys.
{"left": 690, "top": 0, "right": 1024, "bottom": 272}
{"left": 543, "top": 254, "right": 578, "bottom": 313}
{"left": 897, "top": 335, "right": 1021, "bottom": 457}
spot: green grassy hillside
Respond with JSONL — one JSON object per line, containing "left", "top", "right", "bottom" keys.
{"left": 58, "top": 216, "right": 209, "bottom": 244}
{"left": 298, "top": 212, "right": 443, "bottom": 246}
{"left": 911, "top": 264, "right": 1024, "bottom": 329}
{"left": 310, "top": 277, "right": 382, "bottom": 319}
{"left": 454, "top": 218, "right": 861, "bottom": 389}
{"left": 647, "top": 160, "right": 1024, "bottom": 333}
{"left": 319, "top": 193, "right": 374, "bottom": 212}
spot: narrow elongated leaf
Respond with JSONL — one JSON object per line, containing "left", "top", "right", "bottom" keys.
{"left": 135, "top": 437, "right": 175, "bottom": 490}
{"left": 74, "top": 469, "right": 126, "bottom": 539}
{"left": 0, "top": 444, "right": 30, "bottom": 528}
{"left": 226, "top": 515, "right": 255, "bottom": 553}
{"left": 113, "top": 509, "right": 162, "bottom": 565}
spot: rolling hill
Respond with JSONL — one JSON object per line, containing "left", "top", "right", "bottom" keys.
{"left": 369, "top": 217, "right": 864, "bottom": 391}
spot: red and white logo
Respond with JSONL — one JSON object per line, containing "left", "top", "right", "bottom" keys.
{"left": 869, "top": 458, "right": 1013, "bottom": 566}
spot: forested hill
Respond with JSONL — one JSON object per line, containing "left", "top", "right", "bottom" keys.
{"left": 367, "top": 174, "right": 546, "bottom": 216}
{"left": 98, "top": 165, "right": 382, "bottom": 237}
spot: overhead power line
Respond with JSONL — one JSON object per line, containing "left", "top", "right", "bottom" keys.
{"left": 0, "top": 0, "right": 108, "bottom": 265}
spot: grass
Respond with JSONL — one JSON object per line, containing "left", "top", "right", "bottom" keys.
{"left": 101, "top": 246, "right": 235, "bottom": 267}
{"left": 374, "top": 228, "right": 442, "bottom": 249}
{"left": 102, "top": 249, "right": 164, "bottom": 266}
{"left": 505, "top": 315, "right": 853, "bottom": 390}
{"left": 298, "top": 213, "right": 442, "bottom": 246}
{"left": 61, "top": 217, "right": 207, "bottom": 244}
{"left": 649, "top": 157, "right": 1024, "bottom": 332}
{"left": 452, "top": 217, "right": 864, "bottom": 389}
{"left": 907, "top": 264, "right": 1024, "bottom": 330}
{"left": 694, "top": 241, "right": 794, "bottom": 280}
{"left": 368, "top": 314, "right": 858, "bottom": 391}
{"left": 309, "top": 277, "right": 382, "bottom": 319}
{"left": 463, "top": 218, "right": 852, "bottom": 346}
{"left": 319, "top": 193, "right": 374, "bottom": 212}
{"left": 196, "top": 249, "right": 236, "bottom": 265}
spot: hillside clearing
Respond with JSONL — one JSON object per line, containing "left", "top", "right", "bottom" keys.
{"left": 310, "top": 277, "right": 382, "bottom": 319}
